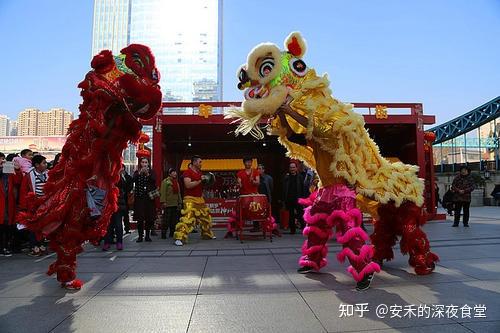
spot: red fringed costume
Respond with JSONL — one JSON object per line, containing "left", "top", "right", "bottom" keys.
{"left": 18, "top": 44, "right": 162, "bottom": 289}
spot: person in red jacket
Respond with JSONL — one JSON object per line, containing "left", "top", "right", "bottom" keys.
{"left": 19, "top": 155, "right": 49, "bottom": 256}
{"left": 0, "top": 152, "right": 23, "bottom": 256}
{"left": 237, "top": 157, "right": 261, "bottom": 231}
{"left": 237, "top": 157, "right": 260, "bottom": 195}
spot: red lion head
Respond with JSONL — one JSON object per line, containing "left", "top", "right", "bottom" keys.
{"left": 80, "top": 44, "right": 163, "bottom": 124}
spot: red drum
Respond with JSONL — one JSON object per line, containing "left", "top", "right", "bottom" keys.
{"left": 237, "top": 194, "right": 269, "bottom": 221}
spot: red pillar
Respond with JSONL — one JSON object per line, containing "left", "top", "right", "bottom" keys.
{"left": 413, "top": 104, "right": 426, "bottom": 179}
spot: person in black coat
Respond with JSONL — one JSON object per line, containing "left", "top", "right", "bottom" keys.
{"left": 451, "top": 166, "right": 475, "bottom": 227}
{"left": 282, "top": 162, "right": 306, "bottom": 234}
{"left": 133, "top": 158, "right": 157, "bottom": 242}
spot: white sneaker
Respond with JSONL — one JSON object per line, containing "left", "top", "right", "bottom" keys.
{"left": 211, "top": 236, "right": 216, "bottom": 239}
{"left": 174, "top": 240, "right": 183, "bottom": 246}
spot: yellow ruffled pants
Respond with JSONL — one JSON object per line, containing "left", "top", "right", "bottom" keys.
{"left": 174, "top": 196, "right": 214, "bottom": 243}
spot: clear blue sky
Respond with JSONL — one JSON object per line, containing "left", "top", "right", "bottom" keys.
{"left": 0, "top": 0, "right": 499, "bottom": 126}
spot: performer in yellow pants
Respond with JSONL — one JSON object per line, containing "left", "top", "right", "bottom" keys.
{"left": 174, "top": 156, "right": 215, "bottom": 246}
{"left": 174, "top": 196, "right": 214, "bottom": 244}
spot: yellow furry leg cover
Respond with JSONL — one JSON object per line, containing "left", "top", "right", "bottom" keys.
{"left": 174, "top": 196, "right": 214, "bottom": 243}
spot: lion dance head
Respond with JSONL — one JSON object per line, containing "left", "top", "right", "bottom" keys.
{"left": 227, "top": 32, "right": 317, "bottom": 138}
{"left": 79, "top": 44, "right": 162, "bottom": 136}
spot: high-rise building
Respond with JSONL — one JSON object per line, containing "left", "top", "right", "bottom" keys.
{"left": 18, "top": 108, "right": 39, "bottom": 136}
{"left": 18, "top": 108, "right": 73, "bottom": 136}
{"left": 92, "top": 0, "right": 223, "bottom": 112}
{"left": 92, "top": 0, "right": 131, "bottom": 55}
{"left": 9, "top": 120, "right": 18, "bottom": 136}
{"left": 0, "top": 115, "right": 9, "bottom": 136}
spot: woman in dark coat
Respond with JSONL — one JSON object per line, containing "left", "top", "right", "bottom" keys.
{"left": 133, "top": 158, "right": 157, "bottom": 242}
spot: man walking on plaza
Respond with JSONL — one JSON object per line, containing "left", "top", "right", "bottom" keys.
{"left": 174, "top": 156, "right": 215, "bottom": 246}
{"left": 451, "top": 166, "right": 475, "bottom": 227}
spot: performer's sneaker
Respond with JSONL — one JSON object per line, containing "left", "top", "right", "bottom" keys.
{"left": 62, "top": 279, "right": 83, "bottom": 290}
{"left": 356, "top": 274, "right": 374, "bottom": 291}
{"left": 28, "top": 246, "right": 41, "bottom": 257}
{"left": 174, "top": 240, "right": 183, "bottom": 246}
{"left": 202, "top": 235, "right": 216, "bottom": 240}
{"left": 297, "top": 266, "right": 314, "bottom": 274}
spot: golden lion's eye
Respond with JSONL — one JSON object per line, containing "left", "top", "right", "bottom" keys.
{"left": 259, "top": 58, "right": 274, "bottom": 78}
{"left": 290, "top": 58, "right": 307, "bottom": 77}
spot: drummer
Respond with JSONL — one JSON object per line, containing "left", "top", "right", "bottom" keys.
{"left": 173, "top": 155, "right": 216, "bottom": 246}
{"left": 237, "top": 157, "right": 260, "bottom": 195}
{"left": 237, "top": 157, "right": 261, "bottom": 230}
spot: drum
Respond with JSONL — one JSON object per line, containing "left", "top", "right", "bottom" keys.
{"left": 238, "top": 194, "right": 269, "bottom": 221}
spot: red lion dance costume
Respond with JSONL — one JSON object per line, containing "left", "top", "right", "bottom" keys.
{"left": 18, "top": 44, "right": 162, "bottom": 289}
{"left": 226, "top": 32, "right": 438, "bottom": 290}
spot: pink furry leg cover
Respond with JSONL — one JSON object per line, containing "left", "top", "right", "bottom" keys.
{"left": 398, "top": 202, "right": 439, "bottom": 275}
{"left": 298, "top": 208, "right": 333, "bottom": 271}
{"left": 332, "top": 208, "right": 381, "bottom": 282}
{"left": 298, "top": 185, "right": 380, "bottom": 281}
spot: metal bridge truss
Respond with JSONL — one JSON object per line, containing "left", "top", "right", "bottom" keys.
{"left": 430, "top": 96, "right": 500, "bottom": 144}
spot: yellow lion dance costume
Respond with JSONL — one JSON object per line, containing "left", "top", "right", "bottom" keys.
{"left": 226, "top": 32, "right": 438, "bottom": 290}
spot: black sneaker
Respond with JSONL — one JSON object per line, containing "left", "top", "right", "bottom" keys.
{"left": 452, "top": 224, "right": 459, "bottom": 227}
{"left": 297, "top": 266, "right": 313, "bottom": 274}
{"left": 464, "top": 224, "right": 470, "bottom": 227}
{"left": 136, "top": 238, "right": 143, "bottom": 243}
{"left": 1, "top": 248, "right": 12, "bottom": 257}
{"left": 356, "top": 274, "right": 374, "bottom": 291}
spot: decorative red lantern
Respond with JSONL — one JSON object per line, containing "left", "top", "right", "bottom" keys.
{"left": 136, "top": 149, "right": 151, "bottom": 159}
{"left": 424, "top": 131, "right": 436, "bottom": 143}
{"left": 136, "top": 131, "right": 151, "bottom": 158}
{"left": 138, "top": 132, "right": 150, "bottom": 144}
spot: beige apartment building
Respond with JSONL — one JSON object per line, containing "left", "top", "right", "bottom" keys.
{"left": 17, "top": 108, "right": 73, "bottom": 136}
